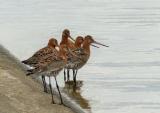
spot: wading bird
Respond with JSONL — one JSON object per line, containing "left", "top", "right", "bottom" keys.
{"left": 26, "top": 44, "right": 70, "bottom": 104}
{"left": 22, "top": 38, "right": 59, "bottom": 93}
{"left": 64, "top": 36, "right": 84, "bottom": 82}
{"left": 69, "top": 35, "right": 109, "bottom": 84}
{"left": 59, "top": 28, "right": 76, "bottom": 81}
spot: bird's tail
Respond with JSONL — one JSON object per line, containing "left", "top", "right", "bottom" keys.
{"left": 26, "top": 69, "right": 36, "bottom": 76}
{"left": 22, "top": 60, "right": 28, "bottom": 64}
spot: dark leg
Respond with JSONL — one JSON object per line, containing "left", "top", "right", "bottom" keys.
{"left": 72, "top": 69, "right": 75, "bottom": 81}
{"left": 74, "top": 70, "right": 78, "bottom": 81}
{"left": 67, "top": 69, "right": 70, "bottom": 81}
{"left": 64, "top": 69, "right": 66, "bottom": 82}
{"left": 54, "top": 77, "right": 63, "bottom": 104}
{"left": 41, "top": 75, "right": 47, "bottom": 93}
{"left": 43, "top": 76, "right": 47, "bottom": 92}
{"left": 49, "top": 76, "right": 55, "bottom": 104}
{"left": 73, "top": 70, "right": 78, "bottom": 85}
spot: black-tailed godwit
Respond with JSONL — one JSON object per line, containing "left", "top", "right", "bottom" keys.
{"left": 69, "top": 35, "right": 109, "bottom": 84}
{"left": 22, "top": 38, "right": 58, "bottom": 93}
{"left": 26, "top": 44, "right": 76, "bottom": 104}
{"left": 64, "top": 36, "right": 84, "bottom": 82}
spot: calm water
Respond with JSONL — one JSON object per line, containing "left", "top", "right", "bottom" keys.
{"left": 0, "top": 0, "right": 160, "bottom": 113}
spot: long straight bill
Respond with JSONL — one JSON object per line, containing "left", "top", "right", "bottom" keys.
{"left": 91, "top": 44, "right": 99, "bottom": 48}
{"left": 69, "top": 36, "right": 75, "bottom": 41}
{"left": 94, "top": 41, "right": 109, "bottom": 47}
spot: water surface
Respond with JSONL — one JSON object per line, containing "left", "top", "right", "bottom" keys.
{"left": 0, "top": 0, "right": 160, "bottom": 113}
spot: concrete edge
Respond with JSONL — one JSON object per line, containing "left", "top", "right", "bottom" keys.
{"left": 0, "top": 45, "right": 88, "bottom": 113}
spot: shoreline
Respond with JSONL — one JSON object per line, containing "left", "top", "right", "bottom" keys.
{"left": 0, "top": 45, "right": 87, "bottom": 113}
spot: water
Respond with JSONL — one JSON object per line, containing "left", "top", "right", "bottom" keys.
{"left": 0, "top": 0, "right": 160, "bottom": 113}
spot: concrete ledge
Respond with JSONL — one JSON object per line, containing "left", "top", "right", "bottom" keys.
{"left": 0, "top": 45, "right": 87, "bottom": 113}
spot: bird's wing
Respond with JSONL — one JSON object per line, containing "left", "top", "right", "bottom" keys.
{"left": 22, "top": 46, "right": 55, "bottom": 66}
{"left": 34, "top": 50, "right": 61, "bottom": 71}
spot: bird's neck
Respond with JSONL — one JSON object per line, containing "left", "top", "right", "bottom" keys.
{"left": 82, "top": 41, "right": 91, "bottom": 55}
{"left": 60, "top": 35, "right": 68, "bottom": 46}
{"left": 75, "top": 41, "right": 82, "bottom": 48}
{"left": 47, "top": 42, "right": 55, "bottom": 48}
{"left": 58, "top": 50, "right": 67, "bottom": 63}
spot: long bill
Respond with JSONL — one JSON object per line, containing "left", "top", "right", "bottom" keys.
{"left": 69, "top": 36, "right": 75, "bottom": 42}
{"left": 93, "top": 41, "right": 109, "bottom": 47}
{"left": 91, "top": 44, "right": 99, "bottom": 48}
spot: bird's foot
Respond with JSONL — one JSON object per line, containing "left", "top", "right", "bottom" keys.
{"left": 51, "top": 101, "right": 56, "bottom": 104}
{"left": 44, "top": 90, "right": 48, "bottom": 93}
{"left": 59, "top": 102, "right": 70, "bottom": 108}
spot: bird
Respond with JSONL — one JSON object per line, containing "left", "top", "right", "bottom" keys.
{"left": 26, "top": 44, "right": 75, "bottom": 105}
{"left": 59, "top": 29, "right": 77, "bottom": 81}
{"left": 63, "top": 36, "right": 84, "bottom": 82}
{"left": 22, "top": 38, "right": 59, "bottom": 93}
{"left": 68, "top": 35, "right": 109, "bottom": 85}
{"left": 61, "top": 31, "right": 100, "bottom": 82}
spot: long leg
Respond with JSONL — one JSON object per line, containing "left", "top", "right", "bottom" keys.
{"left": 41, "top": 75, "right": 47, "bottom": 93}
{"left": 72, "top": 69, "right": 75, "bottom": 81}
{"left": 64, "top": 69, "right": 66, "bottom": 82}
{"left": 74, "top": 70, "right": 78, "bottom": 82}
{"left": 54, "top": 77, "right": 63, "bottom": 104}
{"left": 67, "top": 69, "right": 70, "bottom": 81}
{"left": 73, "top": 70, "right": 78, "bottom": 85}
{"left": 43, "top": 76, "right": 47, "bottom": 92}
{"left": 49, "top": 76, "right": 55, "bottom": 104}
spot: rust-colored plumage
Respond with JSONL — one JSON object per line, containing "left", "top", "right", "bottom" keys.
{"left": 64, "top": 36, "right": 84, "bottom": 81}
{"left": 22, "top": 38, "right": 58, "bottom": 66}
{"left": 60, "top": 29, "right": 76, "bottom": 49}
{"left": 22, "top": 29, "right": 109, "bottom": 105}
{"left": 68, "top": 35, "right": 109, "bottom": 84}
{"left": 22, "top": 38, "right": 59, "bottom": 93}
{"left": 26, "top": 44, "right": 69, "bottom": 104}
{"left": 30, "top": 45, "right": 67, "bottom": 74}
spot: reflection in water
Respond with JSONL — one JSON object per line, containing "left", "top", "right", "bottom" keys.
{"left": 63, "top": 80, "right": 91, "bottom": 112}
